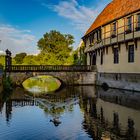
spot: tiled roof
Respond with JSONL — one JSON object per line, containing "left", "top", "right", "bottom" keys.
{"left": 85, "top": 0, "right": 140, "bottom": 36}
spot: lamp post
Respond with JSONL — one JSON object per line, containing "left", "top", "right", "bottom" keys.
{"left": 5, "top": 49, "right": 12, "bottom": 72}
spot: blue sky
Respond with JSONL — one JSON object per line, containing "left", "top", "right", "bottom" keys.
{"left": 0, "top": 0, "right": 111, "bottom": 55}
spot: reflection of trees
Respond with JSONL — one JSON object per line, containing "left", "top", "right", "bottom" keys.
{"left": 23, "top": 76, "right": 61, "bottom": 94}
{"left": 44, "top": 106, "right": 65, "bottom": 117}
{"left": 38, "top": 86, "right": 80, "bottom": 118}
{"left": 42, "top": 86, "right": 79, "bottom": 102}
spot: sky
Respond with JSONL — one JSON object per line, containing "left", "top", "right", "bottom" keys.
{"left": 0, "top": 0, "right": 111, "bottom": 55}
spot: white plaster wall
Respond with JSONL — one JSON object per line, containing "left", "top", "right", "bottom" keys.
{"left": 96, "top": 40, "right": 140, "bottom": 73}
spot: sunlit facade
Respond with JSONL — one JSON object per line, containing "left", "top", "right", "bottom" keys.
{"left": 82, "top": 0, "right": 140, "bottom": 90}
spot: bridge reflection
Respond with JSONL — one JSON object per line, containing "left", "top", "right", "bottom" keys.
{"left": 4, "top": 99, "right": 39, "bottom": 123}
{"left": 8, "top": 99, "right": 39, "bottom": 107}
{"left": 0, "top": 86, "right": 80, "bottom": 124}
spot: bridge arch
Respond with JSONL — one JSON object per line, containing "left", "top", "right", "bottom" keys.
{"left": 8, "top": 71, "right": 96, "bottom": 86}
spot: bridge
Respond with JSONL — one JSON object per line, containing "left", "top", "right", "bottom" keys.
{"left": 4, "top": 50, "right": 97, "bottom": 86}
{"left": 6, "top": 65, "right": 95, "bottom": 72}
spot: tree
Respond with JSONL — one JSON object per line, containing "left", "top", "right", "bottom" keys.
{"left": 22, "top": 55, "right": 37, "bottom": 65}
{"left": 79, "top": 42, "right": 86, "bottom": 65}
{"left": 37, "top": 30, "right": 74, "bottom": 65}
{"left": 14, "top": 53, "right": 27, "bottom": 64}
{"left": 0, "top": 55, "right": 5, "bottom": 66}
{"left": 75, "top": 42, "right": 87, "bottom": 65}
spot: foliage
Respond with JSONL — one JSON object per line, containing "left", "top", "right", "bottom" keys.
{"left": 22, "top": 55, "right": 38, "bottom": 65}
{"left": 77, "top": 42, "right": 87, "bottom": 65}
{"left": 0, "top": 55, "right": 5, "bottom": 66}
{"left": 22, "top": 75, "right": 61, "bottom": 95}
{"left": 72, "top": 50, "right": 80, "bottom": 65}
{"left": 3, "top": 30, "right": 82, "bottom": 65}
{"left": 3, "top": 75, "right": 13, "bottom": 91}
{"left": 14, "top": 53, "right": 27, "bottom": 64}
{"left": 37, "top": 30, "right": 74, "bottom": 65}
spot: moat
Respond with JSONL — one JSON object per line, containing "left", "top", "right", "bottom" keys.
{"left": 0, "top": 85, "right": 140, "bottom": 140}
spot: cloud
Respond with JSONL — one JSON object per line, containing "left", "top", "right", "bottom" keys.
{"left": 42, "top": 0, "right": 111, "bottom": 32}
{"left": 0, "top": 24, "right": 39, "bottom": 55}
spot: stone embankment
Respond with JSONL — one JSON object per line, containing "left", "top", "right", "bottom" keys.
{"left": 97, "top": 73, "right": 140, "bottom": 92}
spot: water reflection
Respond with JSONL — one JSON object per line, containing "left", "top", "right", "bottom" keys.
{"left": 0, "top": 86, "right": 140, "bottom": 139}
{"left": 22, "top": 75, "right": 61, "bottom": 94}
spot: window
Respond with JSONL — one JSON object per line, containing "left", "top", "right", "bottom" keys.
{"left": 90, "top": 33, "right": 95, "bottom": 45}
{"left": 92, "top": 53, "right": 96, "bottom": 65}
{"left": 94, "top": 32, "right": 97, "bottom": 42}
{"left": 136, "top": 14, "right": 140, "bottom": 31}
{"left": 111, "top": 22, "right": 117, "bottom": 37}
{"left": 128, "top": 45, "right": 134, "bottom": 63}
{"left": 89, "top": 35, "right": 92, "bottom": 45}
{"left": 126, "top": 16, "right": 132, "bottom": 33}
{"left": 97, "top": 29, "right": 102, "bottom": 41}
{"left": 114, "top": 48, "right": 119, "bottom": 64}
{"left": 101, "top": 51, "right": 103, "bottom": 65}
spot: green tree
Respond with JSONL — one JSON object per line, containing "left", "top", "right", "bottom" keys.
{"left": 0, "top": 55, "right": 5, "bottom": 66}
{"left": 14, "top": 53, "right": 27, "bottom": 64}
{"left": 22, "top": 55, "right": 37, "bottom": 65}
{"left": 79, "top": 42, "right": 86, "bottom": 65}
{"left": 37, "top": 30, "right": 74, "bottom": 65}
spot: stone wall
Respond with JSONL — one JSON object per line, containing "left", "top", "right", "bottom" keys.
{"left": 8, "top": 71, "right": 96, "bottom": 86}
{"left": 97, "top": 72, "right": 140, "bottom": 91}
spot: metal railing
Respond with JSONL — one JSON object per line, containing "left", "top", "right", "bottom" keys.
{"left": 6, "top": 65, "right": 96, "bottom": 72}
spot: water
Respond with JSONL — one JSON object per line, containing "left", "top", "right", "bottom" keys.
{"left": 22, "top": 75, "right": 61, "bottom": 94}
{"left": 0, "top": 86, "right": 140, "bottom": 140}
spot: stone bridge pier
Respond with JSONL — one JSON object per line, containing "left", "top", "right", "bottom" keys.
{"left": 8, "top": 71, "right": 96, "bottom": 86}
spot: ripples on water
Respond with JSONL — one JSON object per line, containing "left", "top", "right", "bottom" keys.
{"left": 0, "top": 86, "right": 140, "bottom": 140}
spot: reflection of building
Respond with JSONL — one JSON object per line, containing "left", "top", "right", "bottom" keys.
{"left": 82, "top": 0, "right": 140, "bottom": 91}
{"left": 97, "top": 87, "right": 140, "bottom": 110}
{"left": 80, "top": 88, "right": 140, "bottom": 140}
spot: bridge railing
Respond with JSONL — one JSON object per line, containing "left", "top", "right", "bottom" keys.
{"left": 6, "top": 65, "right": 96, "bottom": 72}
